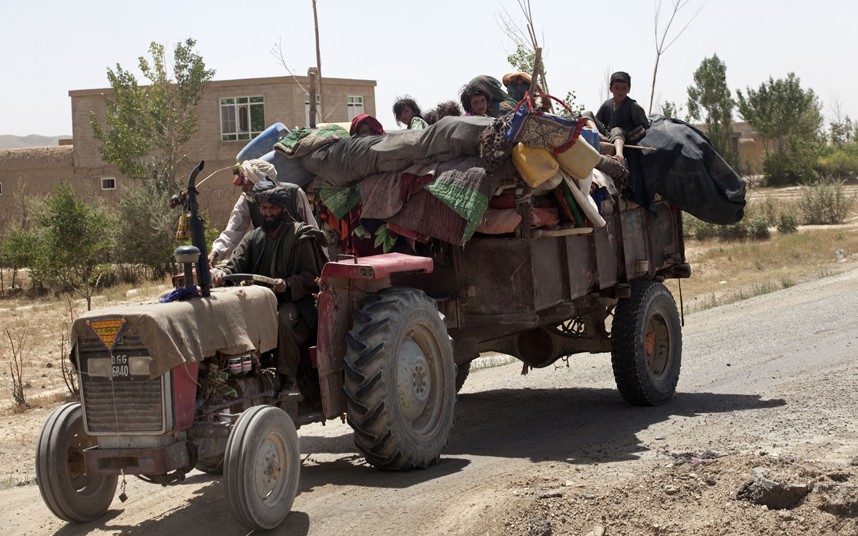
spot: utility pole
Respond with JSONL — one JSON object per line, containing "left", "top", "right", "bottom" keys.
{"left": 308, "top": 67, "right": 318, "bottom": 128}
{"left": 312, "top": 0, "right": 323, "bottom": 119}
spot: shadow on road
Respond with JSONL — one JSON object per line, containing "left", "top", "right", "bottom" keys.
{"left": 447, "top": 386, "right": 785, "bottom": 464}
{"left": 293, "top": 385, "right": 784, "bottom": 491}
{"left": 45, "top": 386, "right": 783, "bottom": 536}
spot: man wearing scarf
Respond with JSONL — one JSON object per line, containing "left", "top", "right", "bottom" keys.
{"left": 211, "top": 179, "right": 328, "bottom": 395}
{"left": 208, "top": 159, "right": 319, "bottom": 266}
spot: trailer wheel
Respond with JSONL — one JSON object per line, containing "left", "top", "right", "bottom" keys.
{"left": 611, "top": 281, "right": 682, "bottom": 406}
{"left": 35, "top": 402, "right": 118, "bottom": 522}
{"left": 344, "top": 287, "right": 456, "bottom": 470}
{"left": 455, "top": 362, "right": 471, "bottom": 393}
{"left": 224, "top": 405, "right": 300, "bottom": 531}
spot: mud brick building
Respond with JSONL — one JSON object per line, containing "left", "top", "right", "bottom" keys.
{"left": 0, "top": 75, "right": 376, "bottom": 233}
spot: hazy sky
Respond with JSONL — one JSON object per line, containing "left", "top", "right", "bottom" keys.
{"left": 3, "top": 0, "right": 856, "bottom": 136}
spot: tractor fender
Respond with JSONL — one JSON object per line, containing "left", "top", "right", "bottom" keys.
{"left": 314, "top": 253, "right": 434, "bottom": 419}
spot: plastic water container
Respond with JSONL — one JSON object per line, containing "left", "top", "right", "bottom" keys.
{"left": 260, "top": 149, "right": 315, "bottom": 187}
{"left": 512, "top": 143, "right": 559, "bottom": 188}
{"left": 235, "top": 122, "right": 289, "bottom": 162}
{"left": 555, "top": 137, "right": 601, "bottom": 180}
{"left": 579, "top": 127, "right": 600, "bottom": 152}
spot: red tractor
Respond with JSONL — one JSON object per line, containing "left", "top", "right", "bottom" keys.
{"left": 36, "top": 154, "right": 688, "bottom": 530}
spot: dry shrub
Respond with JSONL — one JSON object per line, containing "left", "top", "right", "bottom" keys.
{"left": 4, "top": 329, "right": 29, "bottom": 409}
{"left": 798, "top": 180, "right": 856, "bottom": 224}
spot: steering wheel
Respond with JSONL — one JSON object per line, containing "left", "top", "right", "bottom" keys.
{"left": 222, "top": 273, "right": 278, "bottom": 286}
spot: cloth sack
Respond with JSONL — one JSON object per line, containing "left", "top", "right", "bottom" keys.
{"left": 503, "top": 92, "right": 583, "bottom": 150}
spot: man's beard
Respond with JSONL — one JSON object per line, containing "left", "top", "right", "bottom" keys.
{"left": 261, "top": 211, "right": 286, "bottom": 232}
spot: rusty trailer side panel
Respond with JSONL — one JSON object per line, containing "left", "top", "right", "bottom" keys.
{"left": 441, "top": 203, "right": 681, "bottom": 321}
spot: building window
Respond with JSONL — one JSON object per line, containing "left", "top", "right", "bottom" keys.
{"left": 304, "top": 94, "right": 321, "bottom": 127}
{"left": 346, "top": 96, "right": 364, "bottom": 121}
{"left": 220, "top": 96, "right": 265, "bottom": 142}
{"left": 101, "top": 177, "right": 116, "bottom": 190}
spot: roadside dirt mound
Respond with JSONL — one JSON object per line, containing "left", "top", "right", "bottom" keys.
{"left": 487, "top": 452, "right": 858, "bottom": 536}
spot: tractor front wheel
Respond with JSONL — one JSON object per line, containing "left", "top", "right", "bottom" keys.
{"left": 224, "top": 405, "right": 300, "bottom": 531}
{"left": 36, "top": 402, "right": 118, "bottom": 522}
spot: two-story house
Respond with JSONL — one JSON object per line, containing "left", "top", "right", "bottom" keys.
{"left": 0, "top": 74, "right": 376, "bottom": 233}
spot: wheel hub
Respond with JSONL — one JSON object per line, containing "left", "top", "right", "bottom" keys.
{"left": 255, "top": 437, "right": 283, "bottom": 500}
{"left": 397, "top": 338, "right": 431, "bottom": 422}
{"left": 646, "top": 316, "right": 670, "bottom": 378}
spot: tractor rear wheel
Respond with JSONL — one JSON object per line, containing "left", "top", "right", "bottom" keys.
{"left": 343, "top": 287, "right": 456, "bottom": 470}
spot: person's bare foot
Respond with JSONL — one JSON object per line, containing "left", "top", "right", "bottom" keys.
{"left": 595, "top": 155, "right": 629, "bottom": 181}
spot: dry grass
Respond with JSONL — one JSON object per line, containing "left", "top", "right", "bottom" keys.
{"left": 667, "top": 224, "right": 858, "bottom": 314}
{"left": 0, "top": 281, "right": 170, "bottom": 414}
{"left": 664, "top": 182, "right": 858, "bottom": 313}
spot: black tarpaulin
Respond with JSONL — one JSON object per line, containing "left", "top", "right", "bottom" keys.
{"left": 629, "top": 115, "right": 746, "bottom": 225}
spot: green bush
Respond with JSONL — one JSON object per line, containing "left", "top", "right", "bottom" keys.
{"left": 695, "top": 223, "right": 717, "bottom": 240}
{"left": 797, "top": 179, "right": 856, "bottom": 225}
{"left": 683, "top": 214, "right": 716, "bottom": 240}
{"left": 777, "top": 212, "right": 798, "bottom": 234}
{"left": 716, "top": 221, "right": 748, "bottom": 240}
{"left": 746, "top": 217, "right": 771, "bottom": 240}
{"left": 763, "top": 139, "right": 821, "bottom": 186}
{"left": 115, "top": 184, "right": 177, "bottom": 280}
{"left": 686, "top": 212, "right": 774, "bottom": 242}
{"left": 751, "top": 196, "right": 778, "bottom": 226}
{"left": 817, "top": 146, "right": 858, "bottom": 181}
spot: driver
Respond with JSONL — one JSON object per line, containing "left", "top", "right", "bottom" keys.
{"left": 211, "top": 179, "right": 328, "bottom": 395}
{"left": 208, "top": 159, "right": 319, "bottom": 267}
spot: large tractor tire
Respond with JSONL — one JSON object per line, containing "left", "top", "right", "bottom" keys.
{"left": 343, "top": 287, "right": 456, "bottom": 470}
{"left": 223, "top": 405, "right": 300, "bottom": 531}
{"left": 35, "top": 402, "right": 118, "bottom": 522}
{"left": 611, "top": 281, "right": 682, "bottom": 406}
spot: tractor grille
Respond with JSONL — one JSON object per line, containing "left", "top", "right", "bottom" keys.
{"left": 77, "top": 334, "right": 168, "bottom": 434}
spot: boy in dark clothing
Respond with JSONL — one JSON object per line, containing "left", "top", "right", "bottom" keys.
{"left": 583, "top": 71, "right": 650, "bottom": 168}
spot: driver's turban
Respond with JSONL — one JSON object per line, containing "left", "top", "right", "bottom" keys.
{"left": 252, "top": 179, "right": 293, "bottom": 209}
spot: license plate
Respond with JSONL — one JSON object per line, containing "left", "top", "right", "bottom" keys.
{"left": 86, "top": 354, "right": 152, "bottom": 379}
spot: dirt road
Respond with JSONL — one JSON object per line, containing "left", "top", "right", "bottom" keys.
{"left": 3, "top": 269, "right": 858, "bottom": 535}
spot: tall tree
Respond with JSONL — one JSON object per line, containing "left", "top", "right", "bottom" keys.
{"left": 649, "top": 0, "right": 705, "bottom": 114}
{"left": 498, "top": 0, "right": 549, "bottom": 92}
{"left": 91, "top": 38, "right": 215, "bottom": 191}
{"left": 31, "top": 184, "right": 114, "bottom": 310}
{"left": 828, "top": 100, "right": 855, "bottom": 148}
{"left": 660, "top": 100, "right": 680, "bottom": 118}
{"left": 687, "top": 54, "right": 737, "bottom": 166}
{"left": 737, "top": 73, "right": 824, "bottom": 184}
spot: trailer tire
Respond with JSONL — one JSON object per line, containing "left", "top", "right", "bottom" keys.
{"left": 344, "top": 287, "right": 456, "bottom": 470}
{"left": 36, "top": 402, "right": 118, "bottom": 522}
{"left": 611, "top": 281, "right": 682, "bottom": 406}
{"left": 224, "top": 405, "right": 299, "bottom": 531}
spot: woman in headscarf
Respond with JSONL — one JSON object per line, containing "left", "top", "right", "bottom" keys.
{"left": 349, "top": 114, "right": 385, "bottom": 136}
{"left": 463, "top": 75, "right": 518, "bottom": 117}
